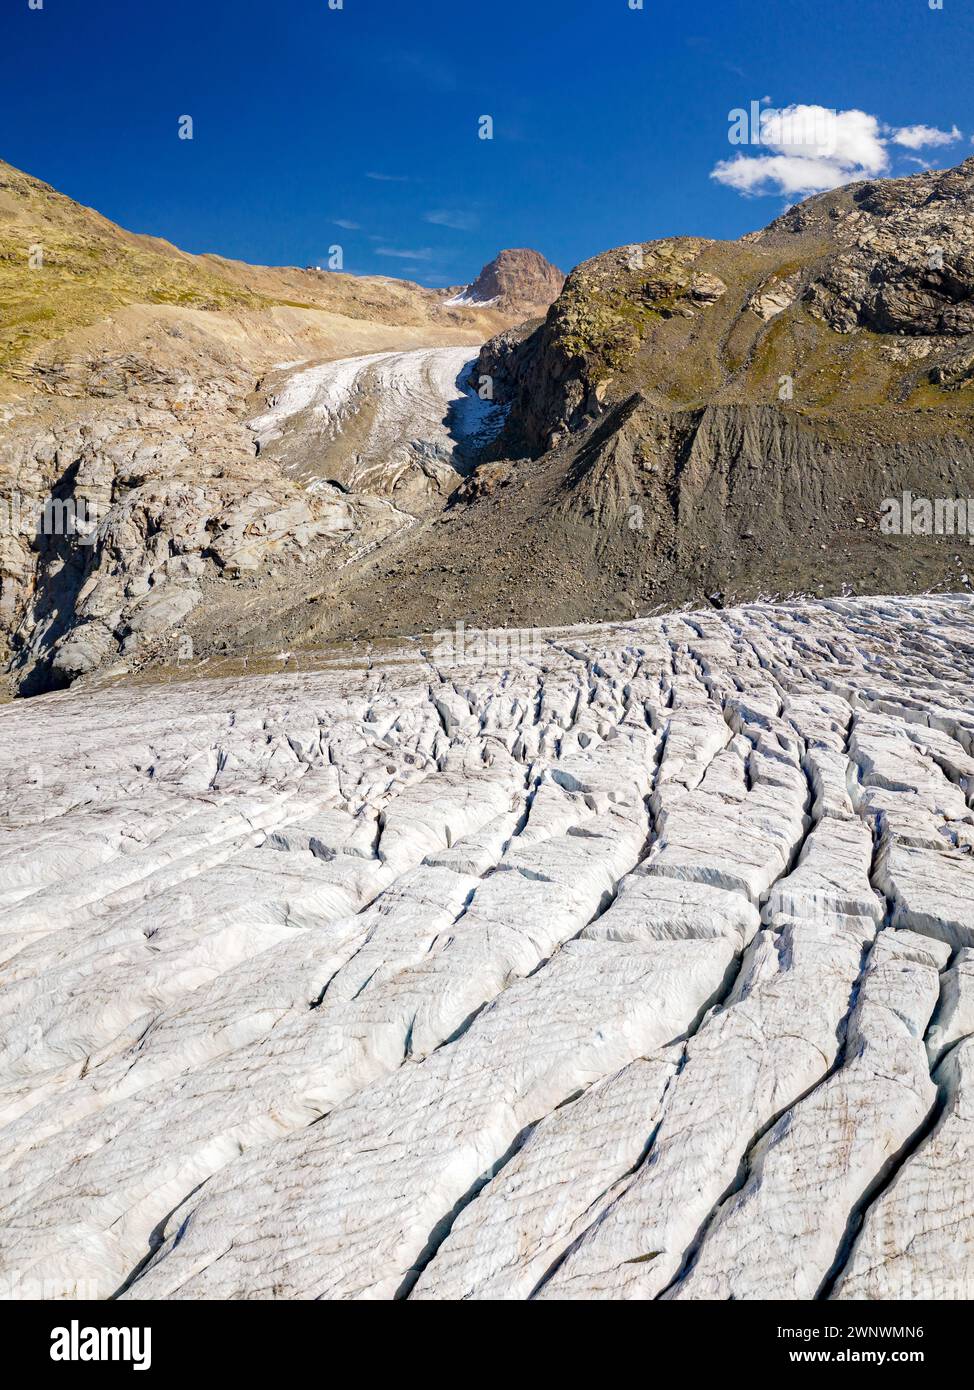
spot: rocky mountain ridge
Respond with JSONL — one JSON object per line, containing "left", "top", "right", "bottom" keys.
{"left": 479, "top": 158, "right": 974, "bottom": 458}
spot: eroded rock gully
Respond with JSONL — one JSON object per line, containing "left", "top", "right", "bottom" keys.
{"left": 1, "top": 595, "right": 974, "bottom": 1300}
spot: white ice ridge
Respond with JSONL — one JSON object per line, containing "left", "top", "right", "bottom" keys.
{"left": 2, "top": 595, "right": 974, "bottom": 1300}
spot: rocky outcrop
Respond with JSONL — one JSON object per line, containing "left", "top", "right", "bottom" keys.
{"left": 2, "top": 596, "right": 974, "bottom": 1300}
{"left": 0, "top": 357, "right": 351, "bottom": 692}
{"left": 476, "top": 159, "right": 974, "bottom": 459}
{"left": 765, "top": 159, "right": 974, "bottom": 337}
{"left": 479, "top": 238, "right": 724, "bottom": 456}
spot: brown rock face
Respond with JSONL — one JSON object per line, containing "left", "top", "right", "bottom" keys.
{"left": 447, "top": 249, "right": 565, "bottom": 318}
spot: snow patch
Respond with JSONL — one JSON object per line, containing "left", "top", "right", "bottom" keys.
{"left": 444, "top": 289, "right": 500, "bottom": 308}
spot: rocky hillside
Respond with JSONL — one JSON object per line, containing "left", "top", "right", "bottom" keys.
{"left": 480, "top": 159, "right": 974, "bottom": 457}
{"left": 0, "top": 160, "right": 555, "bottom": 695}
{"left": 284, "top": 159, "right": 974, "bottom": 648}
{"left": 443, "top": 248, "right": 565, "bottom": 318}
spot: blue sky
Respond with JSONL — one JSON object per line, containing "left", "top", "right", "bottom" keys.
{"left": 3, "top": 0, "right": 972, "bottom": 285}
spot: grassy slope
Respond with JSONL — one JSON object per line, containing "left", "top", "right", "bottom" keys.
{"left": 0, "top": 159, "right": 507, "bottom": 375}
{"left": 0, "top": 162, "right": 273, "bottom": 370}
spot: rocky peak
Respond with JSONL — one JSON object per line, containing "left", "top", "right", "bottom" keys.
{"left": 445, "top": 248, "right": 565, "bottom": 317}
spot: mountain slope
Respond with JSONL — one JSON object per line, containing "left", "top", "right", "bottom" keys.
{"left": 481, "top": 158, "right": 974, "bottom": 457}
{"left": 311, "top": 158, "right": 974, "bottom": 635}
{"left": 4, "top": 157, "right": 974, "bottom": 694}
{"left": 0, "top": 159, "right": 522, "bottom": 377}
{"left": 266, "top": 160, "right": 974, "bottom": 646}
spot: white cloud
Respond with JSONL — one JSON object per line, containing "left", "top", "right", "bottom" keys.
{"left": 381, "top": 51, "right": 458, "bottom": 93}
{"left": 366, "top": 172, "right": 410, "bottom": 183}
{"left": 712, "top": 153, "right": 868, "bottom": 197}
{"left": 333, "top": 219, "right": 361, "bottom": 231}
{"left": 892, "top": 123, "right": 962, "bottom": 149}
{"left": 376, "top": 246, "right": 433, "bottom": 260}
{"left": 712, "top": 103, "right": 962, "bottom": 198}
{"left": 424, "top": 209, "right": 478, "bottom": 231}
{"left": 766, "top": 107, "right": 886, "bottom": 171}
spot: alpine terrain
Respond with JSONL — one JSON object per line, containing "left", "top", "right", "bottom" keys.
{"left": 1, "top": 149, "right": 973, "bottom": 1306}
